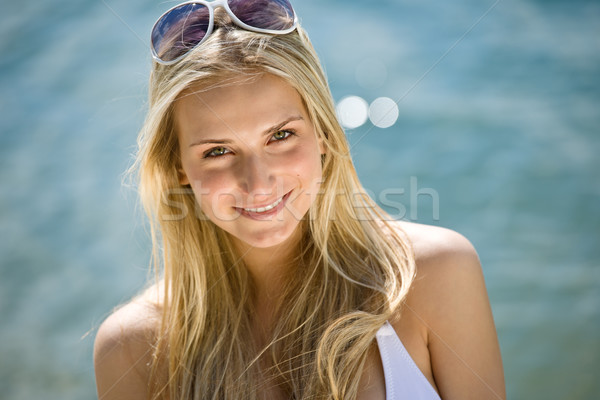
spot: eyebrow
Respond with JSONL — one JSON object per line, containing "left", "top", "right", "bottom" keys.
{"left": 189, "top": 115, "right": 304, "bottom": 148}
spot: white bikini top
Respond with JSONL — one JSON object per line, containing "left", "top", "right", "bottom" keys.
{"left": 375, "top": 321, "right": 442, "bottom": 400}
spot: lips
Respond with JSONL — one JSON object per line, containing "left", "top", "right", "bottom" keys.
{"left": 235, "top": 191, "right": 292, "bottom": 220}
{"left": 242, "top": 195, "right": 285, "bottom": 213}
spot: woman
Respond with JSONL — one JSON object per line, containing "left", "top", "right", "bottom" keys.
{"left": 94, "top": 1, "right": 505, "bottom": 399}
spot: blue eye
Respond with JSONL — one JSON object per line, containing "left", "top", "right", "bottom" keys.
{"left": 204, "top": 146, "right": 230, "bottom": 158}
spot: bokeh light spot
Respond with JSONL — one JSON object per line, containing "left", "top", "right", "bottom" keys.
{"left": 336, "top": 96, "right": 369, "bottom": 129}
{"left": 368, "top": 97, "right": 399, "bottom": 128}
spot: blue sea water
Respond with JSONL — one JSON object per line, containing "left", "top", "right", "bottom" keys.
{"left": 0, "top": 0, "right": 598, "bottom": 399}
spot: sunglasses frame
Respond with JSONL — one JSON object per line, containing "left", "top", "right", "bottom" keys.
{"left": 151, "top": 0, "right": 298, "bottom": 65}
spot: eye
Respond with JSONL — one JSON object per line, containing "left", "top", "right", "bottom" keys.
{"left": 270, "top": 130, "right": 295, "bottom": 143}
{"left": 204, "top": 146, "right": 231, "bottom": 158}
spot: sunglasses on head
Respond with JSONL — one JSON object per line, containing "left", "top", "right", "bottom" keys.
{"left": 151, "top": 0, "right": 298, "bottom": 65}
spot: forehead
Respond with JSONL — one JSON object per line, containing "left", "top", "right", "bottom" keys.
{"left": 174, "top": 73, "right": 309, "bottom": 140}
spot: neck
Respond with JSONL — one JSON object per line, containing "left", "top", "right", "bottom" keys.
{"left": 231, "top": 225, "right": 303, "bottom": 324}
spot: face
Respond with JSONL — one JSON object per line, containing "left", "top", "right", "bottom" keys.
{"left": 175, "top": 73, "right": 325, "bottom": 249}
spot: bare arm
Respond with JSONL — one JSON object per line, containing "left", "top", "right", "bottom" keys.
{"left": 401, "top": 222, "right": 506, "bottom": 399}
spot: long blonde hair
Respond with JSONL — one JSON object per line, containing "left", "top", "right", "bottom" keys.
{"left": 131, "top": 10, "right": 415, "bottom": 400}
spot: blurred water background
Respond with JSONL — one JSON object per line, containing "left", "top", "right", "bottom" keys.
{"left": 0, "top": 0, "right": 598, "bottom": 398}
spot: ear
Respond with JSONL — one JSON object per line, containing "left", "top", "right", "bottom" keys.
{"left": 177, "top": 166, "right": 190, "bottom": 186}
{"left": 318, "top": 137, "right": 327, "bottom": 156}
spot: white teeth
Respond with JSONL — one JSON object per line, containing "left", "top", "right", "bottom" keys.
{"left": 243, "top": 196, "right": 284, "bottom": 213}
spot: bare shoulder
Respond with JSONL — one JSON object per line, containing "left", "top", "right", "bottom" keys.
{"left": 389, "top": 220, "right": 483, "bottom": 303}
{"left": 388, "top": 220, "right": 506, "bottom": 399}
{"left": 390, "top": 220, "right": 488, "bottom": 338}
{"left": 380, "top": 219, "right": 483, "bottom": 298}
{"left": 94, "top": 284, "right": 164, "bottom": 400}
{"left": 394, "top": 220, "right": 479, "bottom": 263}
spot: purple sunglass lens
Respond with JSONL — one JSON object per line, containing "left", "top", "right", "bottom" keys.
{"left": 152, "top": 3, "right": 211, "bottom": 62}
{"left": 227, "top": 0, "right": 295, "bottom": 31}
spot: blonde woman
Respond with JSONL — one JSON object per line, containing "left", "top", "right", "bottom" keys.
{"left": 94, "top": 1, "right": 505, "bottom": 399}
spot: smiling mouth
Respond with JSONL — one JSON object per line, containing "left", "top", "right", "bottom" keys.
{"left": 236, "top": 190, "right": 292, "bottom": 217}
{"left": 242, "top": 196, "right": 285, "bottom": 213}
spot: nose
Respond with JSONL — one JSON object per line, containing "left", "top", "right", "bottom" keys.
{"left": 236, "top": 153, "right": 277, "bottom": 199}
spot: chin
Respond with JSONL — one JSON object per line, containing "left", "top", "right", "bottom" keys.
{"left": 239, "top": 222, "right": 300, "bottom": 249}
{"left": 223, "top": 214, "right": 304, "bottom": 251}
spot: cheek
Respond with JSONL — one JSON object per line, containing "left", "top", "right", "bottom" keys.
{"left": 187, "top": 168, "right": 238, "bottom": 213}
{"left": 182, "top": 152, "right": 232, "bottom": 192}
{"left": 283, "top": 142, "right": 323, "bottom": 180}
{"left": 280, "top": 144, "right": 323, "bottom": 214}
